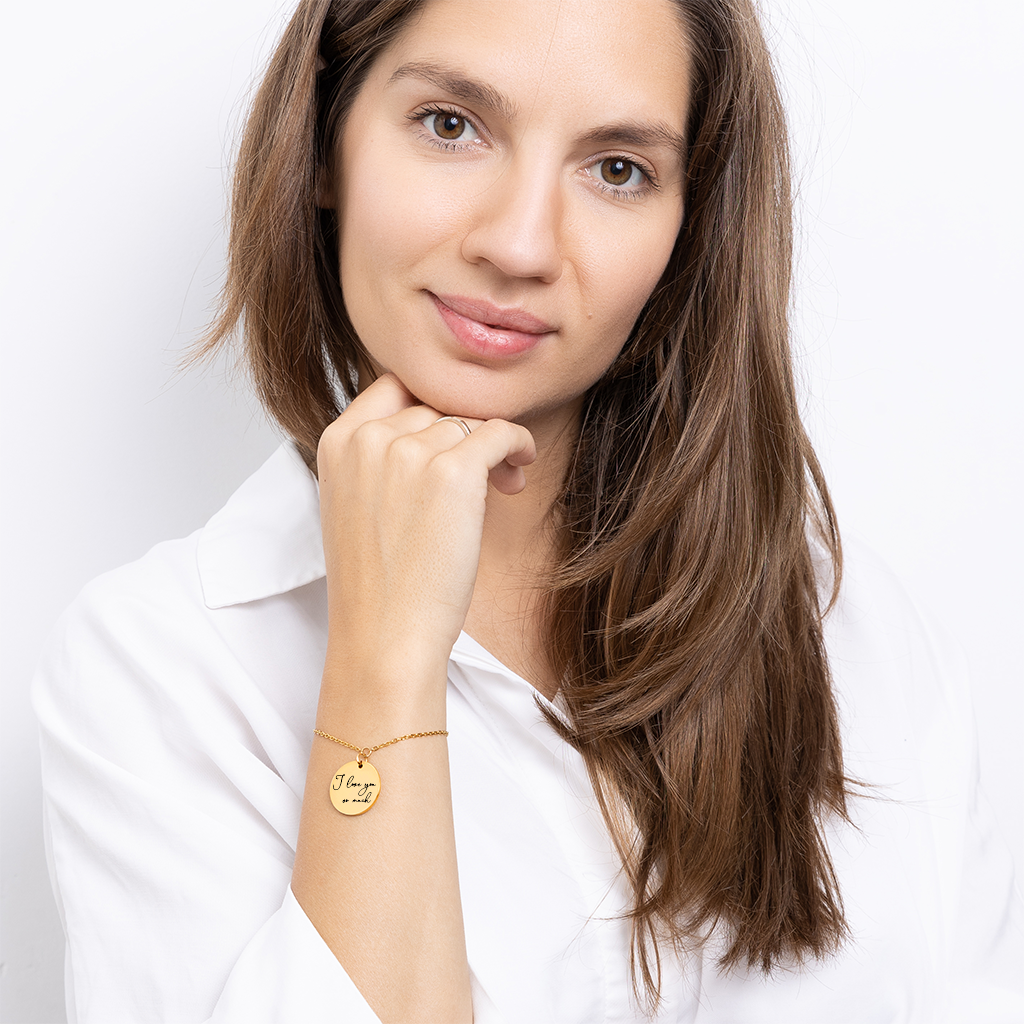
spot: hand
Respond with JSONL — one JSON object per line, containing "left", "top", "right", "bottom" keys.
{"left": 316, "top": 374, "right": 536, "bottom": 694}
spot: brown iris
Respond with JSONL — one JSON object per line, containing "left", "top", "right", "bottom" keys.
{"left": 433, "top": 113, "right": 466, "bottom": 140}
{"left": 600, "top": 158, "right": 634, "bottom": 186}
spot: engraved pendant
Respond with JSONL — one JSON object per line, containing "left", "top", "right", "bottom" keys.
{"left": 330, "top": 760, "right": 381, "bottom": 815}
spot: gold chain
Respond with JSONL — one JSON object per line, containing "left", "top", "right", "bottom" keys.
{"left": 314, "top": 728, "right": 448, "bottom": 766}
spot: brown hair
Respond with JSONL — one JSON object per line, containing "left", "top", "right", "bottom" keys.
{"left": 202, "top": 0, "right": 848, "bottom": 1008}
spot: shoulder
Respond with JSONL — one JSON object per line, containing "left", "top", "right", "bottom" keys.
{"left": 35, "top": 528, "right": 210, "bottom": 711}
{"left": 822, "top": 532, "right": 974, "bottom": 807}
{"left": 825, "top": 533, "right": 969, "bottom": 717}
{"left": 32, "top": 444, "right": 326, "bottom": 748}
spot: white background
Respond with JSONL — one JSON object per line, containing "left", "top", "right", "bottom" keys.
{"left": 1, "top": 1, "right": 1021, "bottom": 1020}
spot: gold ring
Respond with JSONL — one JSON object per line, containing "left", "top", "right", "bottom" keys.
{"left": 435, "top": 415, "right": 472, "bottom": 438}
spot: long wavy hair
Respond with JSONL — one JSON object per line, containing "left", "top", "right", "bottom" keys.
{"left": 201, "top": 0, "right": 849, "bottom": 1008}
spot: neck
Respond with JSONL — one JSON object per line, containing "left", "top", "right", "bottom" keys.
{"left": 466, "top": 402, "right": 580, "bottom": 700}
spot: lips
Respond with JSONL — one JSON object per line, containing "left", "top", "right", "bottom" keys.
{"left": 430, "top": 292, "right": 555, "bottom": 359}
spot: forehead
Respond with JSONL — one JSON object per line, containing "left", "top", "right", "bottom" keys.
{"left": 378, "top": 0, "right": 691, "bottom": 132}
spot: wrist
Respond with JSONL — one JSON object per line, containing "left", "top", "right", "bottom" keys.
{"left": 324, "top": 594, "right": 466, "bottom": 671}
{"left": 319, "top": 643, "right": 450, "bottom": 724}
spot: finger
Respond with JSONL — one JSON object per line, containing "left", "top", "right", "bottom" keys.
{"left": 458, "top": 419, "right": 536, "bottom": 468}
{"left": 434, "top": 419, "right": 536, "bottom": 495}
{"left": 378, "top": 403, "right": 457, "bottom": 437}
{"left": 354, "top": 411, "right": 487, "bottom": 457}
{"left": 318, "top": 376, "right": 435, "bottom": 478}
{"left": 317, "top": 376, "right": 416, "bottom": 481}
{"left": 487, "top": 461, "right": 528, "bottom": 496}
{"left": 337, "top": 372, "right": 419, "bottom": 429}
{"left": 421, "top": 415, "right": 485, "bottom": 445}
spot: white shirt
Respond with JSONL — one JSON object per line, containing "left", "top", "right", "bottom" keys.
{"left": 34, "top": 444, "right": 1024, "bottom": 1023}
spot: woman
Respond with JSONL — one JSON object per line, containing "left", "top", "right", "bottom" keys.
{"left": 34, "top": 0, "right": 1023, "bottom": 1021}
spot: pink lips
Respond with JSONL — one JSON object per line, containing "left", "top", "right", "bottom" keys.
{"left": 430, "top": 292, "right": 555, "bottom": 358}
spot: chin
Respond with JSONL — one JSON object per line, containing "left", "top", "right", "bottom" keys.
{"left": 390, "top": 364, "right": 532, "bottom": 423}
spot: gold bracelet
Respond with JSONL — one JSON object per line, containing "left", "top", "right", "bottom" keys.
{"left": 314, "top": 728, "right": 448, "bottom": 816}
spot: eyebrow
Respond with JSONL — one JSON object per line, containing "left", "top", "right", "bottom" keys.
{"left": 387, "top": 60, "right": 686, "bottom": 161}
{"left": 577, "top": 122, "right": 687, "bottom": 160}
{"left": 388, "top": 61, "right": 520, "bottom": 123}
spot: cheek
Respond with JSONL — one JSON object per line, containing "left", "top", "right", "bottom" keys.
{"left": 338, "top": 145, "right": 463, "bottom": 292}
{"left": 339, "top": 168, "right": 415, "bottom": 290}
{"left": 580, "top": 214, "right": 681, "bottom": 347}
{"left": 335, "top": 134, "right": 438, "bottom": 359}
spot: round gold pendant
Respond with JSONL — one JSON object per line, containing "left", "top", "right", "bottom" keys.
{"left": 330, "top": 760, "right": 381, "bottom": 815}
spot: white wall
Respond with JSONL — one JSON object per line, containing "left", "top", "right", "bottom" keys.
{"left": 0, "top": 4, "right": 286, "bottom": 1021}
{"left": 1, "top": 1, "right": 1021, "bottom": 1020}
{"left": 775, "top": 0, "right": 1024, "bottom": 885}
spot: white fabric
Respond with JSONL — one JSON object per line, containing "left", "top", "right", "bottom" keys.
{"left": 34, "top": 443, "right": 1024, "bottom": 1023}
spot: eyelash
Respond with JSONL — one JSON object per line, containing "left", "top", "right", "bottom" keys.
{"left": 408, "top": 104, "right": 485, "bottom": 152}
{"left": 588, "top": 161, "right": 659, "bottom": 202}
{"left": 407, "top": 104, "right": 660, "bottom": 200}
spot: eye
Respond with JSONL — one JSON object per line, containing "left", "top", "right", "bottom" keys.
{"left": 593, "top": 157, "right": 645, "bottom": 189}
{"left": 421, "top": 109, "right": 480, "bottom": 144}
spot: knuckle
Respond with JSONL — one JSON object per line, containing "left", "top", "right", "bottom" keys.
{"left": 318, "top": 417, "right": 342, "bottom": 446}
{"left": 388, "top": 433, "right": 425, "bottom": 470}
{"left": 316, "top": 418, "right": 345, "bottom": 465}
{"left": 431, "top": 451, "right": 467, "bottom": 490}
{"left": 487, "top": 418, "right": 528, "bottom": 450}
{"left": 352, "top": 419, "right": 389, "bottom": 454}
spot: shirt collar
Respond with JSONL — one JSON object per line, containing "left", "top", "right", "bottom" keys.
{"left": 197, "top": 444, "right": 326, "bottom": 609}
{"left": 194, "top": 442, "right": 571, "bottom": 722}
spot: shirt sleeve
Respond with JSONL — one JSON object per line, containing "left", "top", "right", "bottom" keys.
{"left": 209, "top": 891, "right": 506, "bottom": 1024}
{"left": 33, "top": 543, "right": 505, "bottom": 1024}
{"left": 208, "top": 888, "right": 378, "bottom": 1023}
{"left": 912, "top": 602, "right": 1024, "bottom": 1021}
{"left": 31, "top": 555, "right": 384, "bottom": 1023}
{"left": 939, "top": 742, "right": 1024, "bottom": 1022}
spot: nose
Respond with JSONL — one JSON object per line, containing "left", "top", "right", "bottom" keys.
{"left": 460, "top": 156, "right": 564, "bottom": 284}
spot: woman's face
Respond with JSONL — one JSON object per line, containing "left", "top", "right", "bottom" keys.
{"left": 333, "top": 0, "right": 690, "bottom": 436}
